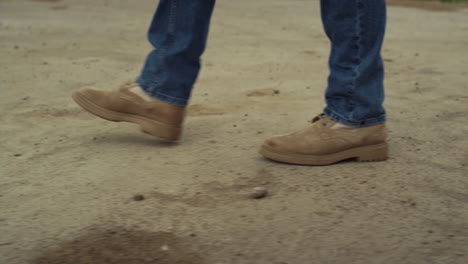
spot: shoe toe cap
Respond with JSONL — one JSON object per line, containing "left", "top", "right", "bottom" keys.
{"left": 263, "top": 136, "right": 286, "bottom": 151}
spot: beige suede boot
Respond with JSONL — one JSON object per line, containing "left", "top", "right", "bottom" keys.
{"left": 259, "top": 114, "right": 388, "bottom": 165}
{"left": 72, "top": 84, "right": 186, "bottom": 141}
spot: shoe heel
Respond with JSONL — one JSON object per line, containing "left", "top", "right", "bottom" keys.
{"left": 140, "top": 121, "right": 182, "bottom": 141}
{"left": 357, "top": 143, "right": 388, "bottom": 162}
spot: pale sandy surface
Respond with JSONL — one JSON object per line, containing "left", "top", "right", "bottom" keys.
{"left": 1, "top": 0, "right": 468, "bottom": 263}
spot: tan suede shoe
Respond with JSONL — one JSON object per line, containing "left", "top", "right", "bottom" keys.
{"left": 259, "top": 114, "right": 388, "bottom": 165}
{"left": 72, "top": 84, "right": 186, "bottom": 140}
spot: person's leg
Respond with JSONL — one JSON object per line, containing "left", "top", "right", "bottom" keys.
{"left": 137, "top": 0, "right": 216, "bottom": 107}
{"left": 259, "top": 0, "right": 388, "bottom": 165}
{"left": 321, "top": 0, "right": 386, "bottom": 127}
{"left": 72, "top": 0, "right": 216, "bottom": 140}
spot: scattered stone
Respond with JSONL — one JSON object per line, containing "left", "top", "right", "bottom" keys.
{"left": 14, "top": 154, "right": 22, "bottom": 157}
{"left": 160, "top": 244, "right": 169, "bottom": 251}
{"left": 273, "top": 89, "right": 280, "bottom": 94}
{"left": 14, "top": 45, "right": 19, "bottom": 49}
{"left": 249, "top": 186, "right": 268, "bottom": 199}
{"left": 132, "top": 194, "right": 145, "bottom": 201}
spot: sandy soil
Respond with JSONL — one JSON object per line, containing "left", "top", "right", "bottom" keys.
{"left": 1, "top": 0, "right": 467, "bottom": 263}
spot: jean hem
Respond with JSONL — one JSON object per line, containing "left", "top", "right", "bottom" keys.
{"left": 136, "top": 78, "right": 189, "bottom": 107}
{"left": 323, "top": 108, "right": 386, "bottom": 127}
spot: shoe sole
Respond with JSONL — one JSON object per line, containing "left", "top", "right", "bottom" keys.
{"left": 72, "top": 92, "right": 182, "bottom": 141}
{"left": 259, "top": 142, "right": 388, "bottom": 165}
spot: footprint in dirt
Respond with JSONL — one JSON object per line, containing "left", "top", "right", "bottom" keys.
{"left": 14, "top": 107, "right": 93, "bottom": 120}
{"left": 246, "top": 88, "right": 280, "bottom": 97}
{"left": 33, "top": 228, "right": 205, "bottom": 264}
{"left": 187, "top": 104, "right": 226, "bottom": 116}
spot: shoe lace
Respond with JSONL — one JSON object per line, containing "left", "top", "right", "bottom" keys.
{"left": 310, "top": 113, "right": 328, "bottom": 127}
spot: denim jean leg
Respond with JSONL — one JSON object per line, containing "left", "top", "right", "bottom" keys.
{"left": 137, "top": 0, "right": 216, "bottom": 106}
{"left": 321, "top": 0, "right": 386, "bottom": 127}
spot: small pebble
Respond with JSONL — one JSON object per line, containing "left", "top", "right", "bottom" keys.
{"left": 273, "top": 89, "right": 280, "bottom": 94}
{"left": 249, "top": 186, "right": 268, "bottom": 199}
{"left": 160, "top": 244, "right": 169, "bottom": 251}
{"left": 133, "top": 194, "right": 145, "bottom": 201}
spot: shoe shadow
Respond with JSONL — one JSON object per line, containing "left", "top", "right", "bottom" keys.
{"left": 259, "top": 156, "right": 358, "bottom": 166}
{"left": 92, "top": 132, "right": 180, "bottom": 148}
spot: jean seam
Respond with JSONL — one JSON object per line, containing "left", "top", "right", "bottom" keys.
{"left": 168, "top": 0, "right": 178, "bottom": 34}
{"left": 348, "top": 0, "right": 364, "bottom": 121}
{"left": 147, "top": 0, "right": 178, "bottom": 94}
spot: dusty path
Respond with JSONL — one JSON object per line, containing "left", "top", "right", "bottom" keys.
{"left": 1, "top": 0, "right": 467, "bottom": 263}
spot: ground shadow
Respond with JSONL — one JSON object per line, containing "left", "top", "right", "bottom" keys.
{"left": 33, "top": 228, "right": 205, "bottom": 264}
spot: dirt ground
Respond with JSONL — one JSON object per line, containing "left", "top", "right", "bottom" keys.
{"left": 1, "top": 0, "right": 467, "bottom": 263}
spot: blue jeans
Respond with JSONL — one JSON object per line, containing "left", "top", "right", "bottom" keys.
{"left": 137, "top": 0, "right": 386, "bottom": 127}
